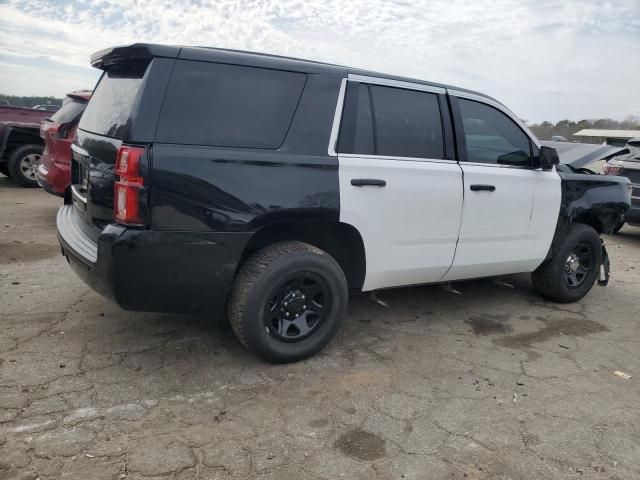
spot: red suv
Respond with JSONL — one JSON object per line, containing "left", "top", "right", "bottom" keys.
{"left": 36, "top": 90, "right": 92, "bottom": 196}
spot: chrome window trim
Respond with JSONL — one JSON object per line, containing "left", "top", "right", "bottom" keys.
{"left": 447, "top": 89, "right": 541, "bottom": 148}
{"left": 339, "top": 153, "right": 457, "bottom": 164}
{"left": 348, "top": 74, "right": 447, "bottom": 95}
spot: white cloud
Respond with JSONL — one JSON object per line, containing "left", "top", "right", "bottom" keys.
{"left": 0, "top": 0, "right": 638, "bottom": 121}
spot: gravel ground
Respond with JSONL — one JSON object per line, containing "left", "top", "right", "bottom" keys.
{"left": 1, "top": 174, "right": 639, "bottom": 480}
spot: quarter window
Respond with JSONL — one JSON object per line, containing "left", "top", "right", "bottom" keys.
{"left": 458, "top": 99, "right": 531, "bottom": 167}
{"left": 337, "top": 82, "right": 444, "bottom": 159}
{"left": 156, "top": 60, "right": 306, "bottom": 149}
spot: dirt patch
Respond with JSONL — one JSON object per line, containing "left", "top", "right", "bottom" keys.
{"left": 336, "top": 369, "right": 390, "bottom": 391}
{"left": 465, "top": 313, "right": 513, "bottom": 335}
{"left": 494, "top": 317, "right": 609, "bottom": 350}
{"left": 335, "top": 428, "right": 386, "bottom": 461}
{"left": 0, "top": 243, "right": 59, "bottom": 264}
{"left": 308, "top": 418, "right": 330, "bottom": 428}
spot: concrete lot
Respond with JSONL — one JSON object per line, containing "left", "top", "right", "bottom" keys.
{"left": 1, "top": 174, "right": 639, "bottom": 480}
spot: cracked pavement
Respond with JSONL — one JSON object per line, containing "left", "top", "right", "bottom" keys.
{"left": 1, "top": 176, "right": 639, "bottom": 480}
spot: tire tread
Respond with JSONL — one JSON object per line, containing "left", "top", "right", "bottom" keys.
{"left": 532, "top": 223, "right": 601, "bottom": 303}
{"left": 227, "top": 241, "right": 326, "bottom": 352}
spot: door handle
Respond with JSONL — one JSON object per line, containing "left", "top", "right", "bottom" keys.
{"left": 351, "top": 178, "right": 386, "bottom": 187}
{"left": 470, "top": 184, "right": 496, "bottom": 192}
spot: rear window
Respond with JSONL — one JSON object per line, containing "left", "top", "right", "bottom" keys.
{"left": 79, "top": 67, "right": 146, "bottom": 139}
{"left": 49, "top": 98, "right": 87, "bottom": 125}
{"left": 155, "top": 60, "right": 306, "bottom": 149}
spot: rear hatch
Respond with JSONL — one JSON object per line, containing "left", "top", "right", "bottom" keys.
{"left": 41, "top": 95, "right": 89, "bottom": 162}
{"left": 70, "top": 61, "right": 149, "bottom": 233}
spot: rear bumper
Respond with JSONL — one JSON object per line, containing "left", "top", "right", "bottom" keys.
{"left": 56, "top": 205, "right": 251, "bottom": 312}
{"left": 36, "top": 153, "right": 69, "bottom": 197}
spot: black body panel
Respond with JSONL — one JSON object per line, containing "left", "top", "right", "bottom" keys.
{"left": 58, "top": 205, "right": 249, "bottom": 312}
{"left": 150, "top": 146, "right": 339, "bottom": 231}
{"left": 545, "top": 171, "right": 631, "bottom": 260}
{"left": 149, "top": 73, "right": 342, "bottom": 232}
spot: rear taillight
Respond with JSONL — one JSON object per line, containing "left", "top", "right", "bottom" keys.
{"left": 40, "top": 123, "right": 71, "bottom": 140}
{"left": 602, "top": 163, "right": 623, "bottom": 176}
{"left": 114, "top": 146, "right": 146, "bottom": 226}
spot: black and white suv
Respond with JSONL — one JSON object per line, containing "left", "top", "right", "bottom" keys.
{"left": 57, "top": 44, "right": 631, "bottom": 362}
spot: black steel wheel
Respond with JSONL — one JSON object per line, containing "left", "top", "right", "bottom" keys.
{"left": 532, "top": 223, "right": 601, "bottom": 303}
{"left": 563, "top": 242, "right": 594, "bottom": 288}
{"left": 228, "top": 241, "right": 348, "bottom": 363}
{"left": 263, "top": 272, "right": 332, "bottom": 343}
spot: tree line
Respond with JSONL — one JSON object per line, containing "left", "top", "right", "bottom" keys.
{"left": 527, "top": 116, "right": 640, "bottom": 141}
{"left": 0, "top": 94, "right": 63, "bottom": 108}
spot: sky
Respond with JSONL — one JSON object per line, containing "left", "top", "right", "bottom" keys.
{"left": 0, "top": 0, "right": 639, "bottom": 123}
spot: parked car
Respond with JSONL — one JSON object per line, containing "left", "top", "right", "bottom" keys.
{"left": 542, "top": 140, "right": 630, "bottom": 174}
{"left": 0, "top": 105, "right": 50, "bottom": 186}
{"left": 57, "top": 44, "right": 631, "bottom": 362}
{"left": 33, "top": 104, "right": 61, "bottom": 113}
{"left": 36, "top": 90, "right": 92, "bottom": 196}
{"left": 550, "top": 135, "right": 568, "bottom": 142}
{"left": 602, "top": 138, "right": 640, "bottom": 231}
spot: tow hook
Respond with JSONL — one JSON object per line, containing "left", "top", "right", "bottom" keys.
{"left": 598, "top": 238, "right": 610, "bottom": 286}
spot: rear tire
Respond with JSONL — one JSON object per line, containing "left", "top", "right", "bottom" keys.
{"left": 532, "top": 224, "right": 601, "bottom": 303}
{"left": 8, "top": 145, "right": 43, "bottom": 187}
{"left": 228, "top": 241, "right": 348, "bottom": 363}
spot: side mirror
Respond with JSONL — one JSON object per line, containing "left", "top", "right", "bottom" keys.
{"left": 539, "top": 146, "right": 560, "bottom": 170}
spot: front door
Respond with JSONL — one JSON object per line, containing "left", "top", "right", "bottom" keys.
{"left": 442, "top": 94, "right": 561, "bottom": 281}
{"left": 334, "top": 78, "right": 464, "bottom": 291}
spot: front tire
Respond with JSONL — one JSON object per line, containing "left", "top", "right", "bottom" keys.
{"left": 228, "top": 241, "right": 348, "bottom": 363}
{"left": 8, "top": 145, "right": 43, "bottom": 187}
{"left": 532, "top": 224, "right": 602, "bottom": 303}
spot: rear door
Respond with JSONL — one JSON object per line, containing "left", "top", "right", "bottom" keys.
{"left": 334, "top": 75, "right": 463, "bottom": 291}
{"left": 442, "top": 92, "right": 561, "bottom": 281}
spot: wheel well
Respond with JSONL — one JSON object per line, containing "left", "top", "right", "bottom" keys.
{"left": 573, "top": 213, "right": 603, "bottom": 234}
{"left": 241, "top": 221, "right": 366, "bottom": 291}
{"left": 2, "top": 128, "right": 43, "bottom": 160}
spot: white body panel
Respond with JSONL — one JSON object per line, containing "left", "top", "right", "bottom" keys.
{"left": 338, "top": 155, "right": 463, "bottom": 291}
{"left": 441, "top": 165, "right": 562, "bottom": 281}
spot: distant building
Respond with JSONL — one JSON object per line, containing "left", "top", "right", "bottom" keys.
{"left": 573, "top": 129, "right": 640, "bottom": 147}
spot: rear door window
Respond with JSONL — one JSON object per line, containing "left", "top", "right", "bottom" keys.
{"left": 337, "top": 82, "right": 444, "bottom": 159}
{"left": 79, "top": 66, "right": 147, "bottom": 139}
{"left": 155, "top": 60, "right": 307, "bottom": 149}
{"left": 370, "top": 85, "right": 444, "bottom": 159}
{"left": 49, "top": 98, "right": 86, "bottom": 124}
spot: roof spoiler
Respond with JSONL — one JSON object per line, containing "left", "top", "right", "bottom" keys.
{"left": 90, "top": 43, "right": 180, "bottom": 70}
